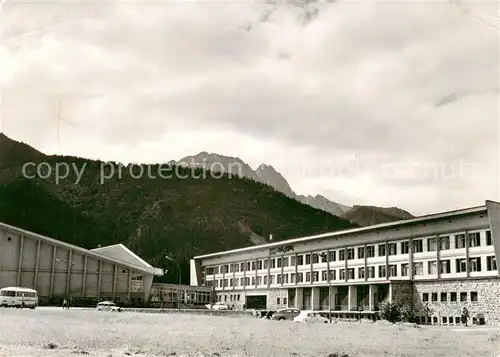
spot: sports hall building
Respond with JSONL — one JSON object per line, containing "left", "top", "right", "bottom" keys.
{"left": 190, "top": 200, "right": 500, "bottom": 324}
{"left": 0, "top": 222, "right": 163, "bottom": 305}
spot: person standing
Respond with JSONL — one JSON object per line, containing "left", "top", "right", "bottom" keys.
{"left": 461, "top": 307, "right": 470, "bottom": 326}
{"left": 62, "top": 298, "right": 67, "bottom": 309}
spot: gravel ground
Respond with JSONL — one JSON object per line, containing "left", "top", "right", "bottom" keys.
{"left": 0, "top": 307, "right": 499, "bottom": 356}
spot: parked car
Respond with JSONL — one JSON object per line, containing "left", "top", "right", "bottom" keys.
{"left": 271, "top": 308, "right": 301, "bottom": 321}
{"left": 205, "top": 302, "right": 229, "bottom": 310}
{"left": 293, "top": 310, "right": 329, "bottom": 324}
{"left": 96, "top": 301, "right": 123, "bottom": 312}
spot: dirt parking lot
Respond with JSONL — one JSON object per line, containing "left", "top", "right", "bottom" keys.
{"left": 0, "top": 307, "right": 499, "bottom": 356}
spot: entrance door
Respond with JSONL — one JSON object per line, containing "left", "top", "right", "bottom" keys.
{"left": 337, "top": 286, "right": 348, "bottom": 311}
{"left": 288, "top": 289, "right": 296, "bottom": 308}
{"left": 319, "top": 287, "right": 329, "bottom": 310}
{"left": 245, "top": 295, "right": 267, "bottom": 309}
{"left": 357, "top": 285, "right": 369, "bottom": 310}
{"left": 302, "top": 288, "right": 312, "bottom": 310}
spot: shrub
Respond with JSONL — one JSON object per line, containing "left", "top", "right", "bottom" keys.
{"left": 378, "top": 301, "right": 424, "bottom": 324}
{"left": 400, "top": 304, "right": 419, "bottom": 323}
{"left": 378, "top": 301, "right": 401, "bottom": 323}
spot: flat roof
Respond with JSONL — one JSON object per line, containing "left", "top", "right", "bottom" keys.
{"left": 0, "top": 221, "right": 163, "bottom": 276}
{"left": 194, "top": 202, "right": 492, "bottom": 260}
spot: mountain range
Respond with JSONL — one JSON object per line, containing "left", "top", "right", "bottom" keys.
{"left": 173, "top": 152, "right": 413, "bottom": 225}
{"left": 0, "top": 134, "right": 358, "bottom": 283}
{"left": 0, "top": 134, "right": 413, "bottom": 283}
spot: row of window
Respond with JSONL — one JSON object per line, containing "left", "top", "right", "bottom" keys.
{"left": 215, "top": 293, "right": 291, "bottom": 306}
{"left": 216, "top": 291, "right": 479, "bottom": 306}
{"left": 277, "top": 297, "right": 288, "bottom": 305}
{"left": 153, "top": 290, "right": 212, "bottom": 304}
{"left": 425, "top": 316, "right": 469, "bottom": 325}
{"left": 205, "top": 231, "right": 493, "bottom": 275}
{"left": 422, "top": 291, "right": 478, "bottom": 303}
{"left": 217, "top": 294, "right": 241, "bottom": 302}
{"left": 206, "top": 256, "right": 497, "bottom": 288}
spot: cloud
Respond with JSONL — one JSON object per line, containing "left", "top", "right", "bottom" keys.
{"left": 0, "top": 0, "right": 498, "bottom": 215}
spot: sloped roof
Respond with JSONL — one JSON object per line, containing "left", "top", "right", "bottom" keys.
{"left": 91, "top": 244, "right": 154, "bottom": 269}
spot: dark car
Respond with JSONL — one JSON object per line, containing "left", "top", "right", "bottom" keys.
{"left": 270, "top": 308, "right": 301, "bottom": 321}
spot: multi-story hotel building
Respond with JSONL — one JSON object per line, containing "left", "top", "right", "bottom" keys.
{"left": 190, "top": 200, "right": 500, "bottom": 324}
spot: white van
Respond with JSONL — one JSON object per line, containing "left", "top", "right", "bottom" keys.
{"left": 0, "top": 287, "right": 38, "bottom": 309}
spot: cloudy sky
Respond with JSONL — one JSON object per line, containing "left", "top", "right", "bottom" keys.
{"left": 0, "top": 0, "right": 498, "bottom": 215}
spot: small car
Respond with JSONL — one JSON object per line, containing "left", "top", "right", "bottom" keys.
{"left": 271, "top": 308, "right": 301, "bottom": 321}
{"left": 205, "top": 302, "right": 229, "bottom": 310}
{"left": 293, "top": 310, "right": 329, "bottom": 324}
{"left": 96, "top": 301, "right": 123, "bottom": 312}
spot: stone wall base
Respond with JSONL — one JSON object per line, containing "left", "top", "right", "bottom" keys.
{"left": 413, "top": 278, "right": 500, "bottom": 325}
